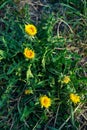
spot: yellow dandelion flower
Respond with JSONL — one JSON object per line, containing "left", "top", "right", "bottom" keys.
{"left": 24, "top": 89, "right": 33, "bottom": 95}
{"left": 70, "top": 93, "right": 80, "bottom": 104}
{"left": 63, "top": 76, "right": 70, "bottom": 84}
{"left": 24, "top": 48, "right": 35, "bottom": 59}
{"left": 40, "top": 95, "right": 51, "bottom": 108}
{"left": 25, "top": 24, "right": 37, "bottom": 36}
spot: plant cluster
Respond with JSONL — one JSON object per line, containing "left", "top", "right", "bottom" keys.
{"left": 0, "top": 1, "right": 87, "bottom": 130}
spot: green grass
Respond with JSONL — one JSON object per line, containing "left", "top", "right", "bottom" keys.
{"left": 0, "top": 0, "right": 87, "bottom": 129}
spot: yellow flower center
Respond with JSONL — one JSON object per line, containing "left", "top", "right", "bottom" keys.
{"left": 70, "top": 93, "right": 80, "bottom": 104}
{"left": 40, "top": 95, "right": 51, "bottom": 108}
{"left": 63, "top": 76, "right": 70, "bottom": 84}
{"left": 25, "top": 24, "right": 37, "bottom": 36}
{"left": 24, "top": 48, "right": 35, "bottom": 59}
